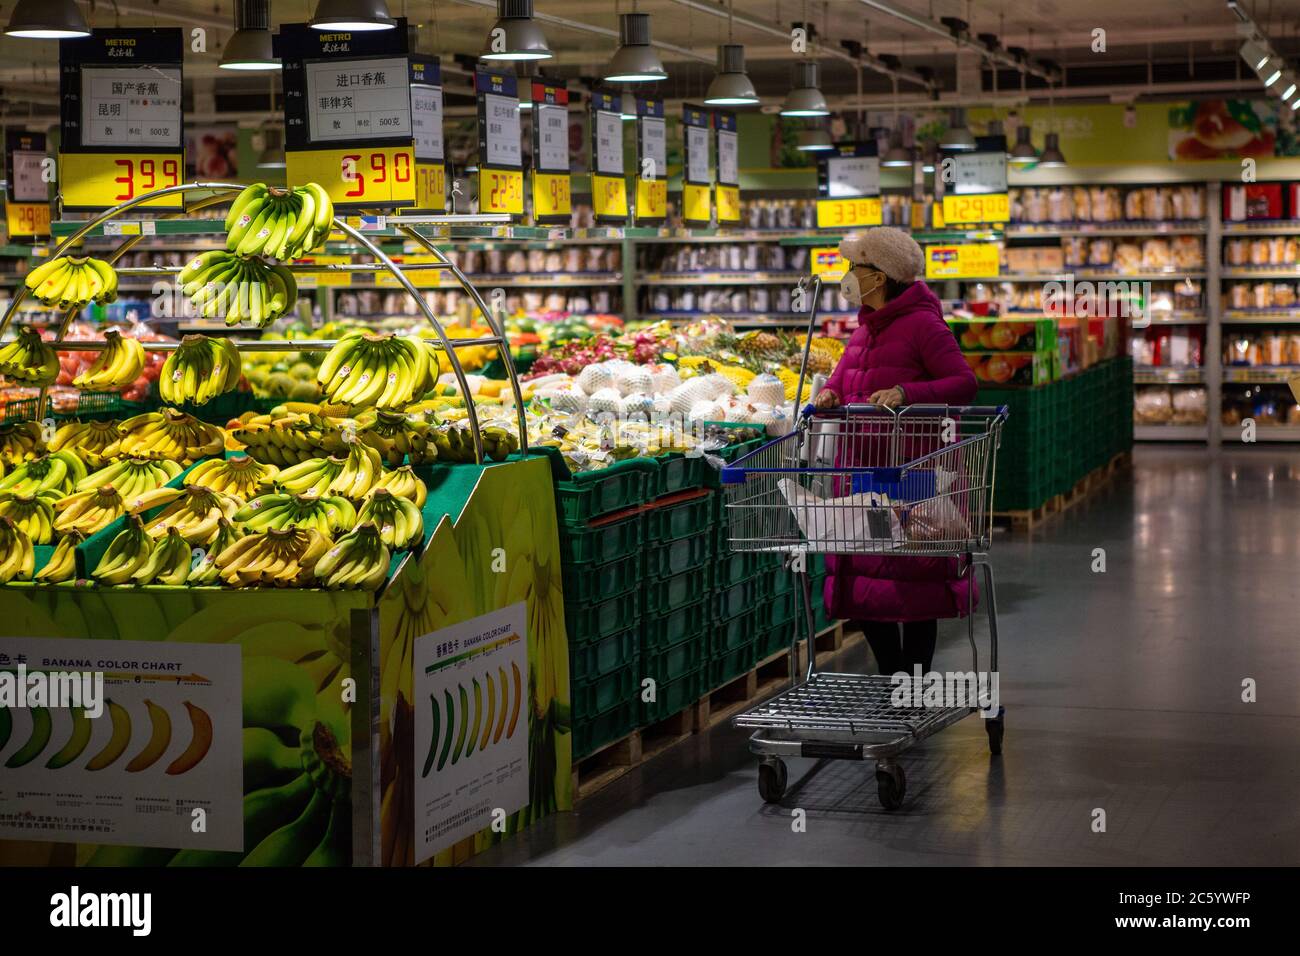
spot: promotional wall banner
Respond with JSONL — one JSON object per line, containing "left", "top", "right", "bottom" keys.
{"left": 5, "top": 131, "right": 51, "bottom": 238}
{"left": 714, "top": 111, "right": 740, "bottom": 223}
{"left": 682, "top": 105, "right": 713, "bottom": 226}
{"left": 531, "top": 82, "right": 571, "bottom": 224}
{"left": 635, "top": 97, "right": 667, "bottom": 224}
{"left": 58, "top": 29, "right": 185, "bottom": 211}
{"left": 816, "top": 140, "right": 881, "bottom": 228}
{"left": 277, "top": 21, "right": 416, "bottom": 211}
{"left": 474, "top": 70, "right": 524, "bottom": 217}
{"left": 590, "top": 91, "right": 628, "bottom": 224}
{"left": 410, "top": 58, "right": 446, "bottom": 211}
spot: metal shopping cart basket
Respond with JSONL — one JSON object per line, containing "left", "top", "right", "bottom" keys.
{"left": 719, "top": 284, "right": 1008, "bottom": 810}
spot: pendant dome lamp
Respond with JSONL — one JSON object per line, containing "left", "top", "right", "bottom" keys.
{"left": 480, "top": 0, "right": 553, "bottom": 62}
{"left": 1037, "top": 131, "right": 1067, "bottom": 167}
{"left": 940, "top": 107, "right": 977, "bottom": 150}
{"left": 309, "top": 0, "right": 397, "bottom": 31}
{"left": 1008, "top": 124, "right": 1038, "bottom": 164}
{"left": 5, "top": 0, "right": 90, "bottom": 39}
{"left": 604, "top": 11, "right": 667, "bottom": 83}
{"left": 781, "top": 61, "right": 829, "bottom": 117}
{"left": 706, "top": 44, "right": 759, "bottom": 106}
{"left": 795, "top": 126, "right": 834, "bottom": 152}
{"left": 220, "top": 0, "right": 281, "bottom": 71}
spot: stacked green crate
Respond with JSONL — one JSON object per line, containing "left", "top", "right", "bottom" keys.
{"left": 975, "top": 379, "right": 1058, "bottom": 509}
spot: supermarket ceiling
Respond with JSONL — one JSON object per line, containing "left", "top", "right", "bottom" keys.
{"left": 0, "top": 0, "right": 1290, "bottom": 123}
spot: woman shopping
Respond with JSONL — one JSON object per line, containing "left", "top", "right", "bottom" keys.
{"left": 813, "top": 227, "right": 979, "bottom": 676}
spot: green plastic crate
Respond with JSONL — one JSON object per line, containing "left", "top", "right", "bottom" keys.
{"left": 561, "top": 552, "right": 640, "bottom": 604}
{"left": 755, "top": 626, "right": 796, "bottom": 661}
{"left": 763, "top": 589, "right": 800, "bottom": 629}
{"left": 653, "top": 453, "right": 707, "bottom": 497}
{"left": 714, "top": 577, "right": 765, "bottom": 620}
{"left": 641, "top": 567, "right": 712, "bottom": 615}
{"left": 641, "top": 597, "right": 711, "bottom": 654}
{"left": 570, "top": 627, "right": 638, "bottom": 685}
{"left": 573, "top": 701, "right": 638, "bottom": 760}
{"left": 565, "top": 590, "right": 641, "bottom": 646}
{"left": 640, "top": 667, "right": 704, "bottom": 724}
{"left": 642, "top": 530, "right": 712, "bottom": 577}
{"left": 554, "top": 460, "right": 652, "bottom": 523}
{"left": 558, "top": 511, "right": 643, "bottom": 565}
{"left": 707, "top": 643, "right": 755, "bottom": 688}
{"left": 709, "top": 609, "right": 758, "bottom": 656}
{"left": 642, "top": 636, "right": 704, "bottom": 685}
{"left": 572, "top": 661, "right": 639, "bottom": 721}
{"left": 643, "top": 491, "right": 714, "bottom": 542}
{"left": 712, "top": 549, "right": 757, "bottom": 588}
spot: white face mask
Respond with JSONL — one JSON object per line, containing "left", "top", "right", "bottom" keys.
{"left": 841, "top": 266, "right": 883, "bottom": 306}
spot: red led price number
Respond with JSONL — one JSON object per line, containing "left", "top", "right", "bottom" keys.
{"left": 941, "top": 193, "right": 1010, "bottom": 225}
{"left": 112, "top": 157, "right": 181, "bottom": 202}
{"left": 816, "top": 196, "right": 882, "bottom": 229}
{"left": 342, "top": 151, "right": 414, "bottom": 199}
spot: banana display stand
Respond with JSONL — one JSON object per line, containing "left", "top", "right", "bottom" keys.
{"left": 0, "top": 184, "right": 571, "bottom": 867}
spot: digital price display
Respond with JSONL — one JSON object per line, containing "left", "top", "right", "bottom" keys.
{"left": 6, "top": 131, "right": 51, "bottom": 238}
{"left": 410, "top": 58, "right": 445, "bottom": 211}
{"left": 635, "top": 97, "right": 666, "bottom": 224}
{"left": 530, "top": 82, "right": 570, "bottom": 224}
{"left": 590, "top": 91, "right": 627, "bottom": 223}
{"left": 714, "top": 110, "right": 739, "bottom": 224}
{"left": 816, "top": 141, "right": 882, "bottom": 228}
{"left": 682, "top": 105, "right": 712, "bottom": 226}
{"left": 474, "top": 70, "right": 524, "bottom": 216}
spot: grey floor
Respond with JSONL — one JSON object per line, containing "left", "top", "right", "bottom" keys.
{"left": 472, "top": 446, "right": 1300, "bottom": 866}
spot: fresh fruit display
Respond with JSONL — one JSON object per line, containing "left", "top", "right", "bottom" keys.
{"left": 370, "top": 464, "right": 427, "bottom": 507}
{"left": 234, "top": 491, "right": 356, "bottom": 537}
{"left": 0, "top": 451, "right": 85, "bottom": 497}
{"left": 159, "top": 335, "right": 242, "bottom": 405}
{"left": 54, "top": 485, "right": 127, "bottom": 536}
{"left": 185, "top": 455, "right": 279, "bottom": 498}
{"left": 314, "top": 522, "right": 391, "bottom": 590}
{"left": 107, "top": 409, "right": 224, "bottom": 464}
{"left": 178, "top": 250, "right": 297, "bottom": 328}
{"left": 316, "top": 331, "right": 431, "bottom": 409}
{"left": 72, "top": 329, "right": 146, "bottom": 391}
{"left": 225, "top": 182, "right": 334, "bottom": 260}
{"left": 34, "top": 530, "right": 83, "bottom": 583}
{"left": 0, "top": 326, "right": 61, "bottom": 386}
{"left": 213, "top": 526, "right": 331, "bottom": 587}
{"left": 24, "top": 255, "right": 118, "bottom": 308}
{"left": 353, "top": 408, "right": 432, "bottom": 466}
{"left": 427, "top": 421, "right": 519, "bottom": 463}
{"left": 271, "top": 443, "right": 382, "bottom": 500}
{"left": 130, "top": 526, "right": 195, "bottom": 586}
{"left": 0, "top": 492, "right": 56, "bottom": 544}
{"left": 76, "top": 457, "right": 181, "bottom": 498}
{"left": 91, "top": 515, "right": 154, "bottom": 585}
{"left": 355, "top": 488, "right": 423, "bottom": 549}
{"left": 0, "top": 516, "right": 34, "bottom": 583}
{"left": 187, "top": 517, "right": 240, "bottom": 585}
{"left": 231, "top": 410, "right": 352, "bottom": 466}
{"left": 48, "top": 420, "right": 123, "bottom": 469}
{"left": 138, "top": 485, "right": 244, "bottom": 545}
{"left": 0, "top": 421, "right": 43, "bottom": 464}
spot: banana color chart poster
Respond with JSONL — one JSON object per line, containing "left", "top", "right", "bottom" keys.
{"left": 414, "top": 602, "right": 529, "bottom": 863}
{"left": 0, "top": 637, "right": 241, "bottom": 850}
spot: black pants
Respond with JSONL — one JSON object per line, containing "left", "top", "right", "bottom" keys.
{"left": 856, "top": 620, "right": 938, "bottom": 675}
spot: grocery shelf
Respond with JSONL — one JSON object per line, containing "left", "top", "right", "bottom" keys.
{"left": 1222, "top": 365, "right": 1300, "bottom": 384}
{"left": 1143, "top": 311, "right": 1208, "bottom": 325}
{"left": 636, "top": 271, "right": 805, "bottom": 286}
{"left": 1220, "top": 425, "right": 1300, "bottom": 441}
{"left": 1221, "top": 310, "right": 1300, "bottom": 324}
{"left": 1133, "top": 367, "right": 1204, "bottom": 384}
{"left": 1221, "top": 267, "right": 1300, "bottom": 279}
{"left": 1134, "top": 424, "right": 1209, "bottom": 440}
{"left": 1005, "top": 222, "right": 1207, "bottom": 237}
{"left": 641, "top": 310, "right": 856, "bottom": 325}
{"left": 1222, "top": 221, "right": 1300, "bottom": 235}
{"left": 970, "top": 271, "right": 1206, "bottom": 283}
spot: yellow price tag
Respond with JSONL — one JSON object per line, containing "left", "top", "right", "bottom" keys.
{"left": 924, "top": 243, "right": 1001, "bottom": 280}
{"left": 286, "top": 146, "right": 416, "bottom": 209}
{"left": 940, "top": 192, "right": 1010, "bottom": 225}
{"left": 815, "top": 196, "right": 882, "bottom": 229}
{"left": 716, "top": 184, "right": 741, "bottom": 223}
{"left": 809, "top": 246, "right": 846, "bottom": 281}
{"left": 591, "top": 173, "right": 628, "bottom": 220}
{"left": 479, "top": 168, "right": 525, "bottom": 215}
{"left": 415, "top": 162, "right": 446, "bottom": 211}
{"left": 532, "top": 171, "right": 572, "bottom": 220}
{"left": 6, "top": 202, "right": 50, "bottom": 238}
{"left": 636, "top": 178, "right": 666, "bottom": 221}
{"left": 299, "top": 254, "right": 353, "bottom": 288}
{"left": 682, "top": 183, "right": 711, "bottom": 224}
{"left": 59, "top": 153, "right": 184, "bottom": 211}
{"left": 377, "top": 253, "right": 442, "bottom": 288}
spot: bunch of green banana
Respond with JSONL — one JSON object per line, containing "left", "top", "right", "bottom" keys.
{"left": 354, "top": 408, "right": 432, "bottom": 466}
{"left": 0, "top": 326, "right": 60, "bottom": 386}
{"left": 71, "top": 329, "right": 146, "bottom": 391}
{"left": 24, "top": 255, "right": 118, "bottom": 307}
{"left": 314, "top": 522, "right": 390, "bottom": 590}
{"left": 34, "top": 529, "right": 84, "bottom": 583}
{"left": 0, "top": 516, "right": 34, "bottom": 583}
{"left": 53, "top": 485, "right": 126, "bottom": 536}
{"left": 0, "top": 450, "right": 85, "bottom": 497}
{"left": 427, "top": 422, "right": 519, "bottom": 463}
{"left": 213, "top": 526, "right": 331, "bottom": 587}
{"left": 105, "top": 409, "right": 225, "bottom": 465}
{"left": 91, "top": 515, "right": 153, "bottom": 585}
{"left": 236, "top": 490, "right": 355, "bottom": 537}
{"left": 0, "top": 491, "right": 56, "bottom": 544}
{"left": 77, "top": 456, "right": 180, "bottom": 499}
{"left": 138, "top": 485, "right": 244, "bottom": 545}
{"left": 225, "top": 182, "right": 333, "bottom": 260}
{"left": 129, "top": 526, "right": 194, "bottom": 586}
{"left": 356, "top": 487, "right": 423, "bottom": 549}
{"left": 159, "top": 334, "right": 242, "bottom": 405}
{"left": 0, "top": 421, "right": 44, "bottom": 464}
{"left": 185, "top": 455, "right": 279, "bottom": 498}
{"left": 178, "top": 251, "right": 296, "bottom": 328}
{"left": 48, "top": 420, "right": 123, "bottom": 469}
{"left": 316, "top": 331, "right": 431, "bottom": 409}
{"left": 187, "top": 517, "right": 240, "bottom": 586}
{"left": 369, "top": 464, "right": 427, "bottom": 507}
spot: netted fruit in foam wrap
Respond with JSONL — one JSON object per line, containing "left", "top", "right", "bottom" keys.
{"left": 576, "top": 362, "right": 616, "bottom": 395}
{"left": 586, "top": 387, "right": 622, "bottom": 415}
{"left": 619, "top": 392, "right": 655, "bottom": 418}
{"left": 699, "top": 372, "right": 736, "bottom": 400}
{"left": 668, "top": 378, "right": 713, "bottom": 416}
{"left": 648, "top": 363, "right": 680, "bottom": 395}
{"left": 613, "top": 363, "right": 653, "bottom": 396}
{"left": 747, "top": 373, "right": 786, "bottom": 407}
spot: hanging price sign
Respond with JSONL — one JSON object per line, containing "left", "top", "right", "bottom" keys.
{"left": 809, "top": 246, "right": 846, "bottom": 280}
{"left": 277, "top": 21, "right": 416, "bottom": 211}
{"left": 530, "top": 82, "right": 570, "bottom": 224}
{"left": 940, "top": 191, "right": 1010, "bottom": 224}
{"left": 474, "top": 70, "right": 524, "bottom": 216}
{"left": 410, "top": 58, "right": 446, "bottom": 211}
{"left": 6, "top": 131, "right": 51, "bottom": 238}
{"left": 682, "top": 105, "right": 712, "bottom": 226}
{"left": 815, "top": 141, "right": 881, "bottom": 228}
{"left": 58, "top": 29, "right": 185, "bottom": 211}
{"left": 924, "top": 242, "right": 1001, "bottom": 280}
{"left": 714, "top": 111, "right": 740, "bottom": 224}
{"left": 635, "top": 97, "right": 666, "bottom": 224}
{"left": 590, "top": 91, "right": 627, "bottom": 223}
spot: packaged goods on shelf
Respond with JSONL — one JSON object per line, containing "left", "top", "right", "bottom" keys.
{"left": 1009, "top": 185, "right": 1205, "bottom": 224}
{"left": 1221, "top": 384, "right": 1300, "bottom": 426}
{"left": 1222, "top": 183, "right": 1286, "bottom": 221}
{"left": 1222, "top": 235, "right": 1300, "bottom": 267}
{"left": 1223, "top": 330, "right": 1300, "bottom": 367}
{"left": 1134, "top": 385, "right": 1207, "bottom": 425}
{"left": 1225, "top": 281, "right": 1300, "bottom": 310}
{"left": 1130, "top": 327, "right": 1204, "bottom": 368}
{"left": 964, "top": 350, "right": 1056, "bottom": 386}
{"left": 949, "top": 317, "right": 1055, "bottom": 352}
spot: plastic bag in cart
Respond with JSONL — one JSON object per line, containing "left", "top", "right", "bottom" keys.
{"left": 778, "top": 478, "right": 903, "bottom": 551}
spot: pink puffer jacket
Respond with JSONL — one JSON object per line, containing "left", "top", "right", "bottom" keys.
{"left": 820, "top": 282, "right": 979, "bottom": 622}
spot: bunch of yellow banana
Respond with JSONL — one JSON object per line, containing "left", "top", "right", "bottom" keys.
{"left": 314, "top": 522, "right": 390, "bottom": 590}
{"left": 231, "top": 412, "right": 350, "bottom": 466}
{"left": 72, "top": 329, "right": 146, "bottom": 391}
{"left": 316, "top": 331, "right": 431, "bottom": 409}
{"left": 225, "top": 182, "right": 333, "bottom": 260}
{"left": 0, "top": 491, "right": 56, "bottom": 544}
{"left": 427, "top": 422, "right": 519, "bottom": 463}
{"left": 48, "top": 419, "right": 123, "bottom": 468}
{"left": 105, "top": 409, "right": 224, "bottom": 465}
{"left": 129, "top": 526, "right": 195, "bottom": 586}
{"left": 0, "top": 421, "right": 44, "bottom": 464}
{"left": 24, "top": 255, "right": 118, "bottom": 308}
{"left": 0, "top": 326, "right": 60, "bottom": 386}
{"left": 0, "top": 516, "right": 34, "bottom": 583}
{"left": 271, "top": 442, "right": 382, "bottom": 500}
{"left": 54, "top": 485, "right": 126, "bottom": 536}
{"left": 370, "top": 464, "right": 427, "bottom": 507}
{"left": 234, "top": 490, "right": 356, "bottom": 537}
{"left": 178, "top": 250, "right": 297, "bottom": 328}
{"left": 213, "top": 526, "right": 331, "bottom": 587}
{"left": 159, "top": 334, "right": 243, "bottom": 405}
{"left": 76, "top": 457, "right": 181, "bottom": 500}
{"left": 135, "top": 485, "right": 244, "bottom": 545}
{"left": 356, "top": 487, "right": 423, "bottom": 549}
{"left": 185, "top": 455, "right": 278, "bottom": 498}
{"left": 354, "top": 407, "right": 432, "bottom": 466}
{"left": 187, "top": 517, "right": 240, "bottom": 585}
{"left": 34, "top": 529, "right": 84, "bottom": 583}
{"left": 91, "top": 515, "right": 153, "bottom": 585}
{"left": 0, "top": 450, "right": 85, "bottom": 496}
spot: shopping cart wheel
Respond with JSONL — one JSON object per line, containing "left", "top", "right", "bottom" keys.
{"left": 875, "top": 763, "right": 906, "bottom": 811}
{"left": 985, "top": 707, "right": 1005, "bottom": 756}
{"left": 758, "top": 759, "right": 787, "bottom": 804}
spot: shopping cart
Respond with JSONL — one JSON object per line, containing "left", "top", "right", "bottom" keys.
{"left": 720, "top": 284, "right": 1008, "bottom": 810}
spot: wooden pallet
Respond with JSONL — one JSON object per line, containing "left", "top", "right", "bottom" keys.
{"left": 572, "top": 622, "right": 852, "bottom": 802}
{"left": 993, "top": 450, "right": 1132, "bottom": 531}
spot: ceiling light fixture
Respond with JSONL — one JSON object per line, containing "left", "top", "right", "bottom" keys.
{"left": 480, "top": 0, "right": 553, "bottom": 61}
{"left": 309, "top": 0, "right": 397, "bottom": 31}
{"left": 705, "top": 44, "right": 759, "bottom": 106}
{"left": 256, "top": 126, "right": 287, "bottom": 170}
{"left": 1240, "top": 38, "right": 1272, "bottom": 72}
{"left": 604, "top": 11, "right": 667, "bottom": 83}
{"left": 220, "top": 0, "right": 281, "bottom": 71}
{"left": 1260, "top": 56, "right": 1285, "bottom": 86}
{"left": 1008, "top": 124, "right": 1038, "bottom": 165}
{"left": 881, "top": 126, "right": 912, "bottom": 167}
{"left": 939, "top": 107, "right": 976, "bottom": 150}
{"left": 795, "top": 126, "right": 834, "bottom": 152}
{"left": 920, "top": 141, "right": 938, "bottom": 173}
{"left": 780, "top": 61, "right": 829, "bottom": 117}
{"left": 1037, "top": 131, "right": 1067, "bottom": 167}
{"left": 5, "top": 0, "right": 90, "bottom": 39}
{"left": 1282, "top": 75, "right": 1298, "bottom": 100}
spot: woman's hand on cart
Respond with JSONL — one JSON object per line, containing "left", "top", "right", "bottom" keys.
{"left": 813, "top": 387, "right": 840, "bottom": 410}
{"left": 869, "top": 386, "right": 906, "bottom": 409}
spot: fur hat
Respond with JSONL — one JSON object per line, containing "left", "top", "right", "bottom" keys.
{"left": 839, "top": 228, "right": 924, "bottom": 283}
